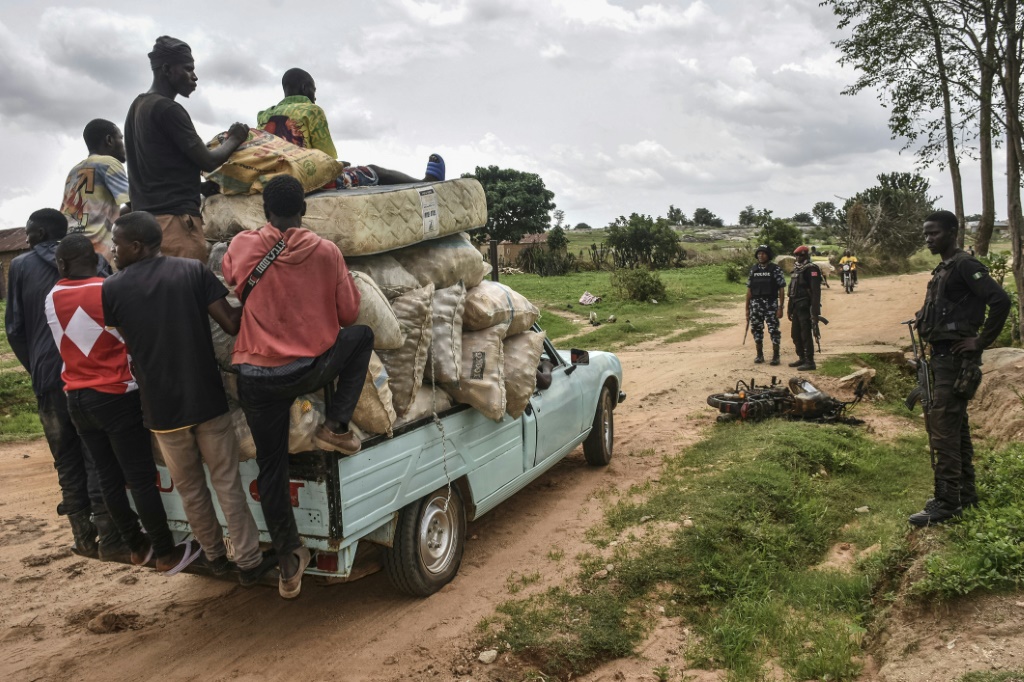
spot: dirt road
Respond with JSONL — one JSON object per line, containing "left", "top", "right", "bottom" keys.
{"left": 0, "top": 273, "right": 929, "bottom": 682}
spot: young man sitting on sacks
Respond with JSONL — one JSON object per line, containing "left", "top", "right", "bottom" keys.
{"left": 222, "top": 174, "right": 374, "bottom": 599}
{"left": 257, "top": 68, "right": 445, "bottom": 189}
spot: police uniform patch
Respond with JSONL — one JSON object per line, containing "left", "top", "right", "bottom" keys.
{"left": 810, "top": 271, "right": 818, "bottom": 277}
{"left": 972, "top": 271, "right": 983, "bottom": 280}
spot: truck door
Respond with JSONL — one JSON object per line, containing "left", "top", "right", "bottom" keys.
{"left": 530, "top": 339, "right": 584, "bottom": 467}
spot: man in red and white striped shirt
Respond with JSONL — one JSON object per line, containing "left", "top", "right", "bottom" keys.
{"left": 46, "top": 235, "right": 199, "bottom": 575}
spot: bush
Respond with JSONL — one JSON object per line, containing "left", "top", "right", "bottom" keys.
{"left": 516, "top": 247, "right": 577, "bottom": 277}
{"left": 725, "top": 263, "right": 745, "bottom": 283}
{"left": 611, "top": 267, "right": 667, "bottom": 302}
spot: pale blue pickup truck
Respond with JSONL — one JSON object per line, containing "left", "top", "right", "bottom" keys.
{"left": 154, "top": 332, "right": 625, "bottom": 596}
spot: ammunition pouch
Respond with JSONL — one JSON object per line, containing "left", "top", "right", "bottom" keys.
{"left": 952, "top": 358, "right": 983, "bottom": 400}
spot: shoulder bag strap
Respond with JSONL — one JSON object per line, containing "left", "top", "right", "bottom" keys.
{"left": 240, "top": 238, "right": 286, "bottom": 305}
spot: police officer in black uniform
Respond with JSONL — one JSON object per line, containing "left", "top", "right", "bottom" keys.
{"left": 786, "top": 245, "right": 822, "bottom": 371}
{"left": 746, "top": 244, "right": 786, "bottom": 365}
{"left": 908, "top": 210, "right": 1010, "bottom": 527}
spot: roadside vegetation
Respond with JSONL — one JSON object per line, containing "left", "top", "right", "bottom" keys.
{"left": 0, "top": 301, "right": 42, "bottom": 442}
{"left": 502, "top": 265, "right": 741, "bottom": 349}
{"left": 480, "top": 354, "right": 1024, "bottom": 681}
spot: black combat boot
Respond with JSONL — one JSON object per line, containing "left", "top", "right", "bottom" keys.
{"left": 909, "top": 482, "right": 962, "bottom": 527}
{"left": 770, "top": 344, "right": 781, "bottom": 366}
{"left": 93, "top": 512, "right": 132, "bottom": 563}
{"left": 797, "top": 358, "right": 817, "bottom": 371}
{"left": 788, "top": 357, "right": 805, "bottom": 368}
{"left": 754, "top": 341, "right": 765, "bottom": 364}
{"left": 67, "top": 508, "right": 99, "bottom": 559}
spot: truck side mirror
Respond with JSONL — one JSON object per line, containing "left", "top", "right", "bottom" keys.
{"left": 570, "top": 349, "right": 590, "bottom": 365}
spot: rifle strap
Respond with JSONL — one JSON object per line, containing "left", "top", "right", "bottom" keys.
{"left": 240, "top": 238, "right": 286, "bottom": 305}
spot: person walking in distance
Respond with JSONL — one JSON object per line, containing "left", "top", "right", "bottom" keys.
{"left": 745, "top": 244, "right": 786, "bottom": 366}
{"left": 786, "top": 245, "right": 822, "bottom": 371}
{"left": 908, "top": 210, "right": 1009, "bottom": 527}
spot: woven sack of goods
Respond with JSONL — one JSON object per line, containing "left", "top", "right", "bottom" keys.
{"left": 463, "top": 280, "right": 539, "bottom": 337}
{"left": 350, "top": 352, "right": 398, "bottom": 437}
{"left": 378, "top": 284, "right": 435, "bottom": 418}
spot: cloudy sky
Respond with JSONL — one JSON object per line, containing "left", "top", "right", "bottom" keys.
{"left": 0, "top": 0, "right": 999, "bottom": 231}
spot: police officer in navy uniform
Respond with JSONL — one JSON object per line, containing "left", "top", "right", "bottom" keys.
{"left": 746, "top": 244, "right": 786, "bottom": 365}
{"left": 908, "top": 210, "right": 1010, "bottom": 527}
{"left": 786, "top": 245, "right": 822, "bottom": 371}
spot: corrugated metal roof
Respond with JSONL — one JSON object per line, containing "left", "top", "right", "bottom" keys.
{"left": 0, "top": 227, "right": 28, "bottom": 254}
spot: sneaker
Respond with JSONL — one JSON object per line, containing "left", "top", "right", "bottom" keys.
{"left": 203, "top": 553, "right": 232, "bottom": 577}
{"left": 314, "top": 426, "right": 361, "bottom": 455}
{"left": 239, "top": 550, "right": 278, "bottom": 587}
{"left": 279, "top": 547, "right": 311, "bottom": 599}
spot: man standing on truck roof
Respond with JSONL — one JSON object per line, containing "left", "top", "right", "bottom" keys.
{"left": 222, "top": 174, "right": 374, "bottom": 599}
{"left": 60, "top": 119, "right": 130, "bottom": 266}
{"left": 257, "top": 68, "right": 445, "bottom": 189}
{"left": 102, "top": 212, "right": 277, "bottom": 586}
{"left": 46, "top": 235, "right": 200, "bottom": 575}
{"left": 4, "top": 209, "right": 130, "bottom": 562}
{"left": 124, "top": 36, "right": 251, "bottom": 263}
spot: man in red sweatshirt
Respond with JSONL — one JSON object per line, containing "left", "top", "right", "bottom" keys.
{"left": 222, "top": 174, "right": 373, "bottom": 599}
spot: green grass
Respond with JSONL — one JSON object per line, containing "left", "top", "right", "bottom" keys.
{"left": 0, "top": 301, "right": 43, "bottom": 442}
{"left": 817, "top": 353, "right": 919, "bottom": 415}
{"left": 480, "top": 419, "right": 936, "bottom": 681}
{"left": 503, "top": 266, "right": 744, "bottom": 349}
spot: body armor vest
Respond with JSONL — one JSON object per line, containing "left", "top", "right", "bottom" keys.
{"left": 917, "top": 251, "right": 986, "bottom": 342}
{"left": 788, "top": 263, "right": 819, "bottom": 302}
{"left": 748, "top": 263, "right": 781, "bottom": 297}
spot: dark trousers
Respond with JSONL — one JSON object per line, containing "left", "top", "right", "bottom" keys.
{"left": 790, "top": 303, "right": 815, "bottom": 361}
{"left": 37, "top": 388, "right": 105, "bottom": 517}
{"left": 927, "top": 354, "right": 976, "bottom": 504}
{"left": 238, "top": 326, "right": 374, "bottom": 558}
{"left": 66, "top": 389, "right": 175, "bottom": 557}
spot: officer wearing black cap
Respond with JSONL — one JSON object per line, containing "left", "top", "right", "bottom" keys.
{"left": 908, "top": 210, "right": 1010, "bottom": 527}
{"left": 786, "top": 245, "right": 822, "bottom": 371}
{"left": 746, "top": 244, "right": 786, "bottom": 365}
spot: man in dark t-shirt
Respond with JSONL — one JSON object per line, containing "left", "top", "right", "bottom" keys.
{"left": 124, "top": 36, "right": 249, "bottom": 264}
{"left": 102, "top": 211, "right": 276, "bottom": 586}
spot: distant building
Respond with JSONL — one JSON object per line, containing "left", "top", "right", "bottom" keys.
{"left": 0, "top": 227, "right": 28, "bottom": 300}
{"left": 479, "top": 232, "right": 550, "bottom": 266}
{"left": 966, "top": 220, "right": 1009, "bottom": 233}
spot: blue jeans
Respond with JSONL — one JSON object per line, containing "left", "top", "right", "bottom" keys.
{"left": 66, "top": 389, "right": 175, "bottom": 557}
{"left": 36, "top": 388, "right": 105, "bottom": 517}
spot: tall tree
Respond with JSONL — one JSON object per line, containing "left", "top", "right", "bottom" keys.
{"left": 738, "top": 205, "right": 757, "bottom": 226}
{"left": 998, "top": 0, "right": 1024, "bottom": 339}
{"left": 841, "top": 172, "right": 936, "bottom": 259}
{"left": 463, "top": 166, "right": 556, "bottom": 243}
{"left": 666, "top": 204, "right": 689, "bottom": 226}
{"left": 692, "top": 207, "right": 719, "bottom": 226}
{"left": 812, "top": 201, "right": 838, "bottom": 227}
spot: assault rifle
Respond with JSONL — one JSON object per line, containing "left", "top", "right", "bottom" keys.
{"left": 812, "top": 315, "right": 829, "bottom": 353}
{"left": 903, "top": 319, "right": 935, "bottom": 467}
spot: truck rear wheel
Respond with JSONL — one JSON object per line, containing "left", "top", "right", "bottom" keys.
{"left": 383, "top": 486, "right": 466, "bottom": 597}
{"left": 583, "top": 384, "right": 614, "bottom": 466}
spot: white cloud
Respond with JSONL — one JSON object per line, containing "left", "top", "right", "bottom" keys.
{"left": 540, "top": 44, "right": 566, "bottom": 59}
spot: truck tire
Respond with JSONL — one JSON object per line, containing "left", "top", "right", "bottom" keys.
{"left": 583, "top": 384, "right": 615, "bottom": 466}
{"left": 383, "top": 486, "right": 466, "bottom": 597}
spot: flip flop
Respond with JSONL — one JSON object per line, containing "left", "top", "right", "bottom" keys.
{"left": 162, "top": 539, "right": 202, "bottom": 577}
{"left": 133, "top": 544, "right": 154, "bottom": 567}
{"left": 425, "top": 154, "right": 445, "bottom": 182}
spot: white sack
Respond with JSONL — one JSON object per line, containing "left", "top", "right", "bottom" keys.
{"left": 351, "top": 352, "right": 397, "bottom": 436}
{"left": 503, "top": 331, "right": 546, "bottom": 419}
{"left": 463, "top": 280, "right": 539, "bottom": 337}
{"left": 347, "top": 254, "right": 421, "bottom": 299}
{"left": 352, "top": 271, "right": 404, "bottom": 350}
{"left": 378, "top": 284, "right": 435, "bottom": 417}
{"left": 393, "top": 232, "right": 489, "bottom": 290}
{"left": 393, "top": 386, "right": 453, "bottom": 430}
{"left": 230, "top": 393, "right": 324, "bottom": 461}
{"left": 424, "top": 281, "right": 466, "bottom": 385}
{"left": 444, "top": 324, "right": 507, "bottom": 421}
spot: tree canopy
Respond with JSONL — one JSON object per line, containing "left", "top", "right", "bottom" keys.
{"left": 463, "top": 166, "right": 556, "bottom": 243}
{"left": 605, "top": 213, "right": 684, "bottom": 268}
{"left": 693, "top": 207, "right": 723, "bottom": 227}
{"left": 754, "top": 209, "right": 803, "bottom": 256}
{"left": 840, "top": 172, "right": 936, "bottom": 260}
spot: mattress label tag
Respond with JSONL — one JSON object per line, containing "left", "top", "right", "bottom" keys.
{"left": 419, "top": 187, "right": 440, "bottom": 239}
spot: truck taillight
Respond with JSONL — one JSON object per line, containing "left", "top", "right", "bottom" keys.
{"left": 316, "top": 551, "right": 339, "bottom": 573}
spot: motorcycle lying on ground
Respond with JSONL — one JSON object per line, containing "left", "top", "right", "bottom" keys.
{"left": 707, "top": 376, "right": 865, "bottom": 423}
{"left": 841, "top": 263, "right": 855, "bottom": 293}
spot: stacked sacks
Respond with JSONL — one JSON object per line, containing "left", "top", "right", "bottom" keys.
{"left": 207, "top": 229, "right": 548, "bottom": 443}
{"left": 442, "top": 280, "right": 541, "bottom": 421}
